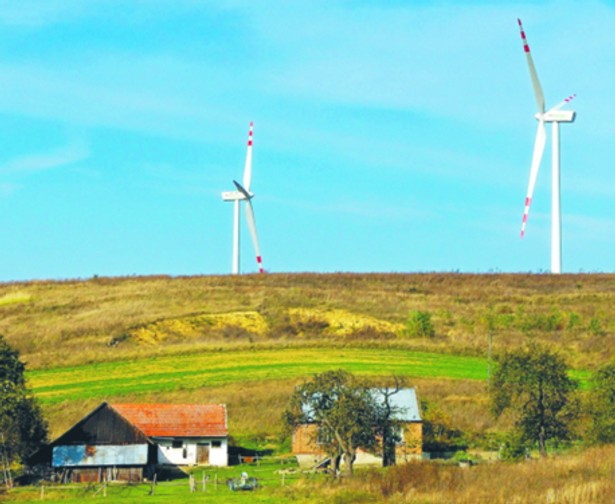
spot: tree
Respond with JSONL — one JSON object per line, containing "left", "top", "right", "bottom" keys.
{"left": 420, "top": 400, "right": 467, "bottom": 453}
{"left": 373, "top": 378, "right": 406, "bottom": 467}
{"left": 0, "top": 335, "right": 48, "bottom": 466}
{"left": 491, "top": 345, "right": 578, "bottom": 456}
{"left": 284, "top": 370, "right": 378, "bottom": 476}
{"left": 406, "top": 311, "right": 435, "bottom": 338}
{"left": 586, "top": 362, "right": 615, "bottom": 445}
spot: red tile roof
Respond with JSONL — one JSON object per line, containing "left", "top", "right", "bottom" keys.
{"left": 111, "top": 404, "right": 227, "bottom": 438}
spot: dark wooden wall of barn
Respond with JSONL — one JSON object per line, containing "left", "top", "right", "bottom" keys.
{"left": 52, "top": 403, "right": 151, "bottom": 446}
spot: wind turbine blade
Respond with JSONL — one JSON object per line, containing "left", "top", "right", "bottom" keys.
{"left": 549, "top": 93, "right": 576, "bottom": 112}
{"left": 233, "top": 180, "right": 252, "bottom": 200}
{"left": 520, "top": 120, "right": 547, "bottom": 238}
{"left": 244, "top": 199, "right": 264, "bottom": 273}
{"left": 517, "top": 19, "right": 545, "bottom": 114}
{"left": 243, "top": 122, "right": 254, "bottom": 192}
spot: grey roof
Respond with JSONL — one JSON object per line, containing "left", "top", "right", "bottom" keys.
{"left": 371, "top": 388, "right": 422, "bottom": 422}
{"left": 301, "top": 387, "right": 422, "bottom": 423}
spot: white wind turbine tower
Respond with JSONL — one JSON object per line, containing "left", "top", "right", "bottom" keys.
{"left": 221, "top": 122, "right": 264, "bottom": 274}
{"left": 517, "top": 19, "right": 576, "bottom": 274}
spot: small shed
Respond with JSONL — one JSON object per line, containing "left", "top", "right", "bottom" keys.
{"left": 49, "top": 402, "right": 228, "bottom": 483}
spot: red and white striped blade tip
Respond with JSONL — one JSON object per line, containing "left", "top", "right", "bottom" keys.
{"left": 256, "top": 256, "right": 264, "bottom": 273}
{"left": 517, "top": 19, "right": 530, "bottom": 51}
{"left": 247, "top": 123, "right": 253, "bottom": 146}
{"left": 520, "top": 198, "right": 531, "bottom": 238}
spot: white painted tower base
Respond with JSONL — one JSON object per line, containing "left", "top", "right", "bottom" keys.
{"left": 551, "top": 121, "right": 561, "bottom": 274}
{"left": 232, "top": 199, "right": 240, "bottom": 275}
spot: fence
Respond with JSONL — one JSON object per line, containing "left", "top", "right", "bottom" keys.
{"left": 10, "top": 456, "right": 320, "bottom": 501}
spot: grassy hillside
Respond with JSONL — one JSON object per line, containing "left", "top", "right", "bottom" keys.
{"left": 1, "top": 273, "right": 613, "bottom": 442}
{"left": 29, "top": 347, "right": 492, "bottom": 439}
{"left": 2, "top": 273, "right": 614, "bottom": 369}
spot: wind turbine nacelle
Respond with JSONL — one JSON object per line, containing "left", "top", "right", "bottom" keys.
{"left": 537, "top": 110, "right": 576, "bottom": 123}
{"left": 222, "top": 190, "right": 247, "bottom": 201}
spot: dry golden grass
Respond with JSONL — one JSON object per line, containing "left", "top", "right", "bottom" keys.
{"left": 129, "top": 311, "right": 269, "bottom": 345}
{"left": 1, "top": 273, "right": 614, "bottom": 370}
{"left": 288, "top": 308, "right": 403, "bottom": 337}
{"left": 294, "top": 444, "right": 615, "bottom": 503}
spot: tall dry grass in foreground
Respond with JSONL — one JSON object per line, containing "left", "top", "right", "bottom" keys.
{"left": 280, "top": 445, "right": 615, "bottom": 503}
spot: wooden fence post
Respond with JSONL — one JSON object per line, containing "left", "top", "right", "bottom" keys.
{"left": 149, "top": 473, "right": 157, "bottom": 496}
{"left": 40, "top": 485, "right": 45, "bottom": 500}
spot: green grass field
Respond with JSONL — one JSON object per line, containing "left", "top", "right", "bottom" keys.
{"left": 8, "top": 461, "right": 309, "bottom": 503}
{"left": 28, "top": 347, "right": 491, "bottom": 405}
{"left": 28, "top": 346, "right": 591, "bottom": 406}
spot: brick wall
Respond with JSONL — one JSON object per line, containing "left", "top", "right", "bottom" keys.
{"left": 292, "top": 422, "right": 423, "bottom": 460}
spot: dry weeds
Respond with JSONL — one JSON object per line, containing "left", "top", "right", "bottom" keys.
{"left": 2, "top": 273, "right": 614, "bottom": 370}
{"left": 318, "top": 444, "right": 615, "bottom": 503}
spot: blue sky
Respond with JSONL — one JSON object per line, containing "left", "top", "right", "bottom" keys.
{"left": 1, "top": 0, "right": 614, "bottom": 280}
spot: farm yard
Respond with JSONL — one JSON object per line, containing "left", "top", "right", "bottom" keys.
{"left": 1, "top": 273, "right": 615, "bottom": 502}
{"left": 5, "top": 446, "right": 615, "bottom": 503}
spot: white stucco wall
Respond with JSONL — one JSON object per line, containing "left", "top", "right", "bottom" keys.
{"left": 154, "top": 438, "right": 227, "bottom": 466}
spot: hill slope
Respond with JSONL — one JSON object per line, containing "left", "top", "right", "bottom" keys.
{"left": 2, "top": 273, "right": 614, "bottom": 369}
{"left": 1, "top": 273, "right": 613, "bottom": 440}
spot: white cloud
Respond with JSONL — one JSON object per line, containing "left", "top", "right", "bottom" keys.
{"left": 0, "top": 143, "right": 90, "bottom": 176}
{"left": 258, "top": 1, "right": 615, "bottom": 132}
{"left": 0, "top": 55, "right": 244, "bottom": 142}
{"left": 2, "top": 1, "right": 613, "bottom": 141}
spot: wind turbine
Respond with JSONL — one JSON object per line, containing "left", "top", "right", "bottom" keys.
{"left": 517, "top": 19, "right": 575, "bottom": 274}
{"left": 221, "top": 122, "right": 264, "bottom": 274}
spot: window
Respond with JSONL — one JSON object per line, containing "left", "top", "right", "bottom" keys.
{"left": 172, "top": 440, "right": 182, "bottom": 449}
{"left": 183, "top": 446, "right": 188, "bottom": 458}
{"left": 212, "top": 440, "right": 222, "bottom": 448}
{"left": 392, "top": 426, "right": 404, "bottom": 445}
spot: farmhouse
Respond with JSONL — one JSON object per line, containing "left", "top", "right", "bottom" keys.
{"left": 292, "top": 388, "right": 423, "bottom": 467}
{"left": 49, "top": 402, "right": 228, "bottom": 482}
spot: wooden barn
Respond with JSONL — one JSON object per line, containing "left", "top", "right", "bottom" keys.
{"left": 49, "top": 402, "right": 228, "bottom": 483}
{"left": 292, "top": 388, "right": 423, "bottom": 467}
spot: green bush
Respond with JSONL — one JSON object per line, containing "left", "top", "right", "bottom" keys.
{"left": 406, "top": 310, "right": 435, "bottom": 338}
{"left": 567, "top": 312, "right": 581, "bottom": 330}
{"left": 588, "top": 317, "right": 606, "bottom": 336}
{"left": 517, "top": 308, "right": 565, "bottom": 333}
{"left": 498, "top": 431, "right": 529, "bottom": 462}
{"left": 586, "top": 362, "right": 615, "bottom": 445}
